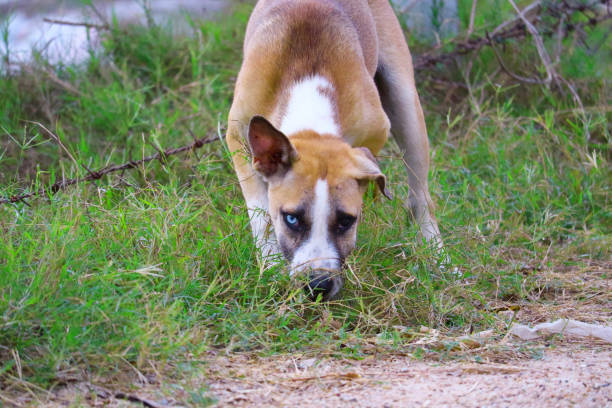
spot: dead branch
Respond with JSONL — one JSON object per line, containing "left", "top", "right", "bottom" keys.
{"left": 413, "top": 0, "right": 612, "bottom": 70}
{"left": 486, "top": 32, "right": 547, "bottom": 85}
{"left": 507, "top": 0, "right": 594, "bottom": 138}
{"left": 491, "top": 1, "right": 542, "bottom": 36}
{"left": 1, "top": 134, "right": 218, "bottom": 205}
{"left": 466, "top": 0, "right": 479, "bottom": 40}
{"left": 18, "top": 64, "right": 84, "bottom": 97}
{"left": 42, "top": 18, "right": 109, "bottom": 31}
{"left": 85, "top": 383, "right": 168, "bottom": 408}
{"left": 508, "top": 0, "right": 556, "bottom": 86}
{"left": 413, "top": 4, "right": 535, "bottom": 70}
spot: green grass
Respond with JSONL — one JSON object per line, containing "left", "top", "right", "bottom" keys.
{"left": 0, "top": 0, "right": 610, "bottom": 396}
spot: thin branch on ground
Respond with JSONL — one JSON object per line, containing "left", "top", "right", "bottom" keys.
{"left": 85, "top": 383, "right": 167, "bottom": 408}
{"left": 507, "top": 0, "right": 556, "bottom": 86}
{"left": 0, "top": 134, "right": 218, "bottom": 205}
{"left": 466, "top": 0, "right": 478, "bottom": 39}
{"left": 413, "top": 0, "right": 611, "bottom": 70}
{"left": 42, "top": 18, "right": 109, "bottom": 30}
{"left": 486, "top": 32, "right": 547, "bottom": 85}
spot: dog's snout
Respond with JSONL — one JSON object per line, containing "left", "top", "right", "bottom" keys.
{"left": 307, "top": 274, "right": 334, "bottom": 299}
{"left": 304, "top": 271, "right": 343, "bottom": 301}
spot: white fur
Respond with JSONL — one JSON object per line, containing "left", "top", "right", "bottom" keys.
{"left": 280, "top": 76, "right": 340, "bottom": 136}
{"left": 290, "top": 179, "right": 340, "bottom": 275}
{"left": 246, "top": 196, "right": 280, "bottom": 259}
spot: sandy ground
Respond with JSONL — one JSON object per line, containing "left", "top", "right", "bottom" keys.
{"left": 23, "top": 343, "right": 611, "bottom": 408}
{"left": 203, "top": 347, "right": 612, "bottom": 408}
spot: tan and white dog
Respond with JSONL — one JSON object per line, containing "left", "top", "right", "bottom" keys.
{"left": 227, "top": 0, "right": 442, "bottom": 300}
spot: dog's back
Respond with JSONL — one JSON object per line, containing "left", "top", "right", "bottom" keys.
{"left": 245, "top": 0, "right": 378, "bottom": 77}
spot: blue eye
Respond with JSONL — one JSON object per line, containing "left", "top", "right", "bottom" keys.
{"left": 283, "top": 212, "right": 302, "bottom": 231}
{"left": 285, "top": 214, "right": 298, "bottom": 225}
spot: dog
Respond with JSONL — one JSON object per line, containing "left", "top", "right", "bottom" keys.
{"left": 226, "top": 0, "right": 442, "bottom": 300}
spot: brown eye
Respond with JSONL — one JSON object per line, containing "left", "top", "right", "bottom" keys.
{"left": 336, "top": 213, "right": 356, "bottom": 234}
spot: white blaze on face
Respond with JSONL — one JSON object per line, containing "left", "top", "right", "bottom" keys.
{"left": 280, "top": 75, "right": 340, "bottom": 137}
{"left": 290, "top": 179, "right": 340, "bottom": 276}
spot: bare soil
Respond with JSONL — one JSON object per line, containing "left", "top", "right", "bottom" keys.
{"left": 28, "top": 344, "right": 612, "bottom": 408}
{"left": 203, "top": 347, "right": 612, "bottom": 408}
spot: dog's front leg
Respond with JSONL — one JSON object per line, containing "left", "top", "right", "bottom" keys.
{"left": 246, "top": 196, "right": 280, "bottom": 259}
{"left": 226, "top": 125, "right": 281, "bottom": 260}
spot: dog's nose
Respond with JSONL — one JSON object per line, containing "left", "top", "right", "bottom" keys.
{"left": 306, "top": 273, "right": 335, "bottom": 300}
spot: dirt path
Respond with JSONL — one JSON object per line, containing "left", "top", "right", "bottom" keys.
{"left": 33, "top": 344, "right": 611, "bottom": 408}
{"left": 203, "top": 347, "right": 612, "bottom": 407}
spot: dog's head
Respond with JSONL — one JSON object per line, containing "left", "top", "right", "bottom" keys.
{"left": 247, "top": 116, "right": 391, "bottom": 300}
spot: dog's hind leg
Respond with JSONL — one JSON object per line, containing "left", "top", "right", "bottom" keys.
{"left": 370, "top": 0, "right": 442, "bottom": 249}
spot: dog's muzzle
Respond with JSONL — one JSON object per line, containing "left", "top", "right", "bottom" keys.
{"left": 304, "top": 270, "right": 344, "bottom": 301}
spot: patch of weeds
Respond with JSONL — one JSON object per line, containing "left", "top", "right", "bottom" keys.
{"left": 188, "top": 387, "right": 217, "bottom": 407}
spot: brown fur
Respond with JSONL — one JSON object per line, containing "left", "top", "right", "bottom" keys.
{"left": 252, "top": 127, "right": 383, "bottom": 263}
{"left": 229, "top": 0, "right": 390, "bottom": 153}
{"left": 226, "top": 0, "right": 443, "bottom": 292}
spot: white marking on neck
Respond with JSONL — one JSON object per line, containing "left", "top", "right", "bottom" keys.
{"left": 290, "top": 179, "right": 340, "bottom": 275}
{"left": 280, "top": 76, "right": 340, "bottom": 136}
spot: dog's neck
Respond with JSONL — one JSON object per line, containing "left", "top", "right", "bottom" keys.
{"left": 278, "top": 75, "right": 341, "bottom": 137}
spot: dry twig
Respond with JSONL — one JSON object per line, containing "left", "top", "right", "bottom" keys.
{"left": 413, "top": 0, "right": 611, "bottom": 70}
{"left": 85, "top": 383, "right": 168, "bottom": 408}
{"left": 507, "top": 0, "right": 556, "bottom": 86}
{"left": 28, "top": 121, "right": 96, "bottom": 176}
{"left": 43, "top": 18, "right": 109, "bottom": 31}
{"left": 1, "top": 134, "right": 218, "bottom": 205}
{"left": 466, "top": 0, "right": 478, "bottom": 40}
{"left": 18, "top": 64, "right": 84, "bottom": 97}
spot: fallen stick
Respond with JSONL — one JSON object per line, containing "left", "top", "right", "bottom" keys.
{"left": 413, "top": 0, "right": 611, "bottom": 70}
{"left": 42, "top": 18, "right": 109, "bottom": 30}
{"left": 0, "top": 135, "right": 218, "bottom": 205}
{"left": 85, "top": 383, "right": 169, "bottom": 408}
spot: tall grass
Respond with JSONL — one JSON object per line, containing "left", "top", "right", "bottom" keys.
{"left": 0, "top": 1, "right": 610, "bottom": 388}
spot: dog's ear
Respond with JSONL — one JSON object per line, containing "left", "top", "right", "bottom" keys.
{"left": 247, "top": 115, "right": 297, "bottom": 179}
{"left": 350, "top": 147, "right": 392, "bottom": 200}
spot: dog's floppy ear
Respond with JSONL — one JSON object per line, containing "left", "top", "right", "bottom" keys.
{"left": 247, "top": 115, "right": 297, "bottom": 179}
{"left": 350, "top": 147, "right": 392, "bottom": 200}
